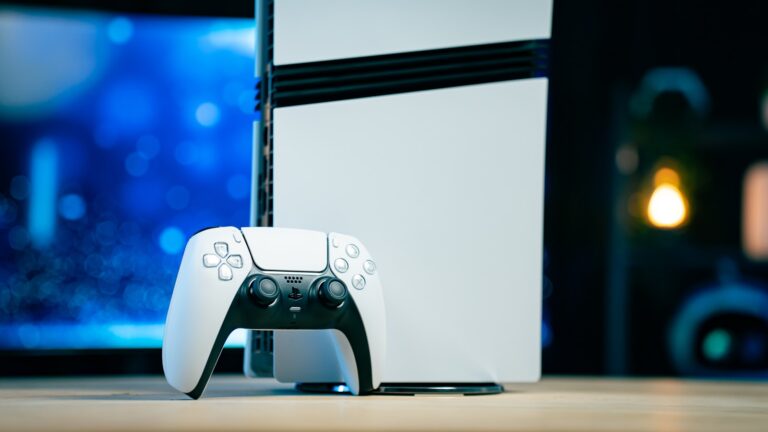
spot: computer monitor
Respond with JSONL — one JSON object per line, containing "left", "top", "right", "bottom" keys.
{"left": 0, "top": 5, "right": 255, "bottom": 359}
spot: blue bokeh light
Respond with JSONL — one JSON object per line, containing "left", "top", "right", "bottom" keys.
{"left": 0, "top": 10, "right": 255, "bottom": 349}
{"left": 195, "top": 102, "right": 220, "bottom": 127}
{"left": 58, "top": 194, "right": 86, "bottom": 220}
{"left": 125, "top": 152, "right": 149, "bottom": 176}
{"left": 159, "top": 227, "right": 185, "bottom": 255}
{"left": 28, "top": 139, "right": 58, "bottom": 248}
{"left": 107, "top": 17, "right": 134, "bottom": 45}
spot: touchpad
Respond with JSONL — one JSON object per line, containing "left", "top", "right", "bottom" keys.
{"left": 241, "top": 228, "right": 327, "bottom": 272}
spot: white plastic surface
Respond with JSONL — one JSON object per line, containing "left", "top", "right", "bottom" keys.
{"left": 164, "top": 227, "right": 385, "bottom": 396}
{"left": 272, "top": 80, "right": 546, "bottom": 383}
{"left": 241, "top": 227, "right": 327, "bottom": 272}
{"left": 272, "top": 0, "right": 553, "bottom": 65}
{"left": 162, "top": 227, "right": 254, "bottom": 394}
{"left": 327, "top": 232, "right": 385, "bottom": 392}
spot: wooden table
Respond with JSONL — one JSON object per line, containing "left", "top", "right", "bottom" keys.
{"left": 0, "top": 375, "right": 766, "bottom": 431}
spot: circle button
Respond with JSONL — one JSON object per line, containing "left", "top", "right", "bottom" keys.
{"left": 334, "top": 258, "right": 349, "bottom": 273}
{"left": 351, "top": 274, "right": 366, "bottom": 290}
{"left": 345, "top": 244, "right": 360, "bottom": 258}
{"left": 363, "top": 260, "right": 376, "bottom": 275}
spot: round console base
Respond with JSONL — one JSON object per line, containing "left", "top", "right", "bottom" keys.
{"left": 296, "top": 382, "right": 504, "bottom": 396}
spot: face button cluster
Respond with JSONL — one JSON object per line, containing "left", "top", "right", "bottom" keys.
{"left": 331, "top": 238, "right": 376, "bottom": 290}
{"left": 202, "top": 241, "right": 243, "bottom": 281}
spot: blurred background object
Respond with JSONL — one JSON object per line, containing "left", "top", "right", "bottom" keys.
{"left": 0, "top": 3, "right": 256, "bottom": 356}
{"left": 1, "top": 0, "right": 767, "bottom": 380}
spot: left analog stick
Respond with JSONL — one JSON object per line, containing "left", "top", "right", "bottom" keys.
{"left": 248, "top": 276, "right": 279, "bottom": 307}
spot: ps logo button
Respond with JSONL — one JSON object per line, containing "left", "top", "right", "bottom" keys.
{"left": 214, "top": 242, "right": 229, "bottom": 257}
{"left": 351, "top": 274, "right": 366, "bottom": 290}
{"left": 218, "top": 265, "right": 233, "bottom": 281}
{"left": 334, "top": 258, "right": 349, "bottom": 273}
{"left": 363, "top": 260, "right": 376, "bottom": 275}
{"left": 227, "top": 255, "right": 243, "bottom": 269}
{"left": 203, "top": 254, "right": 220, "bottom": 268}
{"left": 345, "top": 244, "right": 360, "bottom": 258}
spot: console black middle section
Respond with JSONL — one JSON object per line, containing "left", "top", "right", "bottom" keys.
{"left": 270, "top": 39, "right": 549, "bottom": 107}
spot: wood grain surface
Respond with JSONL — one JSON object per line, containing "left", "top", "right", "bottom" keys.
{"left": 0, "top": 375, "right": 766, "bottom": 431}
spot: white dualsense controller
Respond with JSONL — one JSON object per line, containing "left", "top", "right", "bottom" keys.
{"left": 162, "top": 227, "right": 386, "bottom": 399}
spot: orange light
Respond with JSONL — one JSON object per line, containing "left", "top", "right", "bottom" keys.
{"left": 653, "top": 167, "right": 681, "bottom": 187}
{"left": 647, "top": 167, "right": 687, "bottom": 229}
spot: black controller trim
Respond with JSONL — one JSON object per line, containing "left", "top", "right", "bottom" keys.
{"left": 185, "top": 270, "right": 374, "bottom": 399}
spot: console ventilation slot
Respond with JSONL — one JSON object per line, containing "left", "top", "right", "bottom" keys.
{"left": 270, "top": 39, "right": 549, "bottom": 107}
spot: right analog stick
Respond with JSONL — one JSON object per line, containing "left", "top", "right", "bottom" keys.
{"left": 318, "top": 278, "right": 348, "bottom": 309}
{"left": 248, "top": 276, "right": 280, "bottom": 307}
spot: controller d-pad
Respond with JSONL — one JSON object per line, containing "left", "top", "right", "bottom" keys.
{"left": 227, "top": 255, "right": 243, "bottom": 268}
{"left": 203, "top": 254, "right": 220, "bottom": 268}
{"left": 218, "top": 265, "right": 233, "bottom": 281}
{"left": 202, "top": 241, "right": 244, "bottom": 281}
{"left": 214, "top": 242, "right": 229, "bottom": 257}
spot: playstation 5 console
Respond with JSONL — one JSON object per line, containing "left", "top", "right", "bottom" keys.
{"left": 247, "top": 0, "right": 552, "bottom": 390}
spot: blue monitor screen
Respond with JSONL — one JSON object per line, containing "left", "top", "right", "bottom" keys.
{"left": 0, "top": 7, "right": 256, "bottom": 349}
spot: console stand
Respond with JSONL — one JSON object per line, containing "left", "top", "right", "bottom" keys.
{"left": 296, "top": 382, "right": 504, "bottom": 396}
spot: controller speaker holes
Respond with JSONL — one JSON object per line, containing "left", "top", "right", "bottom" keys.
{"left": 284, "top": 276, "right": 303, "bottom": 284}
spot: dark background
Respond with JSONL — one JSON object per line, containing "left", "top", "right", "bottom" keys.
{"left": 3, "top": 0, "right": 768, "bottom": 378}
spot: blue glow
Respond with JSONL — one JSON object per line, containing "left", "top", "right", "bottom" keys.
{"left": 174, "top": 141, "right": 198, "bottom": 165}
{"left": 165, "top": 186, "right": 190, "bottom": 210}
{"left": 100, "top": 80, "right": 156, "bottom": 136}
{"left": 541, "top": 320, "right": 553, "bottom": 347}
{"left": 58, "top": 194, "right": 86, "bottom": 220}
{"left": 136, "top": 135, "right": 160, "bottom": 159}
{"left": 195, "top": 102, "right": 220, "bottom": 127}
{"left": 124, "top": 152, "right": 149, "bottom": 176}
{"left": 107, "top": 17, "right": 133, "bottom": 45}
{"left": 226, "top": 174, "right": 250, "bottom": 200}
{"left": 159, "top": 227, "right": 185, "bottom": 255}
{"left": 0, "top": 11, "right": 254, "bottom": 349}
{"left": 28, "top": 139, "right": 58, "bottom": 248}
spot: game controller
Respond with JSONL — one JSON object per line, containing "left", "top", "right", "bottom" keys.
{"left": 162, "top": 227, "right": 386, "bottom": 399}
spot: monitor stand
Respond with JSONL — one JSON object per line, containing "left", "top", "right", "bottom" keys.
{"left": 296, "top": 382, "right": 504, "bottom": 396}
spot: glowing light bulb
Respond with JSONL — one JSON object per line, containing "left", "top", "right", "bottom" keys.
{"left": 647, "top": 184, "right": 687, "bottom": 229}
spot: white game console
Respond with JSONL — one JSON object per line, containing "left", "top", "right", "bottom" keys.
{"left": 247, "top": 0, "right": 552, "bottom": 389}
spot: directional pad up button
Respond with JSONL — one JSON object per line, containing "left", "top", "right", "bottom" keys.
{"left": 214, "top": 242, "right": 229, "bottom": 258}
{"left": 227, "top": 255, "right": 243, "bottom": 269}
{"left": 218, "top": 265, "right": 233, "bottom": 281}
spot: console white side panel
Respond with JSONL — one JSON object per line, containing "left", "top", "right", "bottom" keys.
{"left": 241, "top": 227, "right": 327, "bottom": 272}
{"left": 273, "top": 0, "right": 553, "bottom": 65}
{"left": 272, "top": 80, "right": 547, "bottom": 382}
